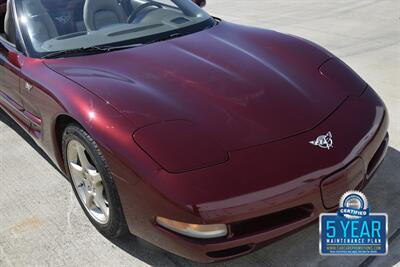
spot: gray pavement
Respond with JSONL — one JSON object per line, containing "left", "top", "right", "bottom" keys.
{"left": 1, "top": 1, "right": 399, "bottom": 266}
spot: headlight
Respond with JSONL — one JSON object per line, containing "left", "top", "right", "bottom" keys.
{"left": 133, "top": 121, "right": 228, "bottom": 173}
{"left": 156, "top": 217, "right": 228, "bottom": 239}
{"left": 318, "top": 58, "right": 366, "bottom": 96}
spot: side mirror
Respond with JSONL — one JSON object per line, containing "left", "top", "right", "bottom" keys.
{"left": 192, "top": 0, "right": 206, "bottom": 8}
{"left": 0, "top": 41, "right": 23, "bottom": 68}
{"left": 7, "top": 50, "right": 22, "bottom": 68}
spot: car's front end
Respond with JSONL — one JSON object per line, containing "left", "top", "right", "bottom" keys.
{"left": 111, "top": 85, "right": 388, "bottom": 262}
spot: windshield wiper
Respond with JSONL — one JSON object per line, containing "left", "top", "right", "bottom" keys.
{"left": 41, "top": 32, "right": 186, "bottom": 59}
{"left": 98, "top": 32, "right": 185, "bottom": 51}
{"left": 41, "top": 46, "right": 113, "bottom": 59}
{"left": 146, "top": 32, "right": 185, "bottom": 44}
{"left": 41, "top": 42, "right": 152, "bottom": 59}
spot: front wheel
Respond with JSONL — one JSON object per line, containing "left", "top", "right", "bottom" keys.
{"left": 62, "top": 124, "right": 128, "bottom": 238}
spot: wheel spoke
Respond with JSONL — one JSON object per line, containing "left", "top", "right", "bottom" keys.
{"left": 76, "top": 144, "right": 93, "bottom": 170}
{"left": 87, "top": 169, "right": 102, "bottom": 184}
{"left": 94, "top": 184, "right": 109, "bottom": 218}
{"left": 84, "top": 190, "right": 95, "bottom": 209}
{"left": 70, "top": 161, "right": 83, "bottom": 172}
{"left": 69, "top": 162, "right": 85, "bottom": 186}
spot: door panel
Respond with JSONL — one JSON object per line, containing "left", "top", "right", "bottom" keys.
{"left": 0, "top": 46, "right": 30, "bottom": 130}
{"left": 19, "top": 78, "right": 43, "bottom": 138}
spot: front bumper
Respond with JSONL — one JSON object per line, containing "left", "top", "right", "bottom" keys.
{"left": 112, "top": 87, "right": 389, "bottom": 263}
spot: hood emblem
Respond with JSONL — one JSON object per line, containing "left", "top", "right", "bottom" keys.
{"left": 309, "top": 132, "right": 333, "bottom": 150}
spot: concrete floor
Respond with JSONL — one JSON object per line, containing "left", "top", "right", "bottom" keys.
{"left": 0, "top": 1, "right": 399, "bottom": 266}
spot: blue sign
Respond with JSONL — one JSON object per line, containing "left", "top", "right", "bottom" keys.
{"left": 319, "top": 191, "right": 388, "bottom": 256}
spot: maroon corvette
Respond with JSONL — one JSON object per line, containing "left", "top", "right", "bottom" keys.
{"left": 0, "top": 0, "right": 389, "bottom": 262}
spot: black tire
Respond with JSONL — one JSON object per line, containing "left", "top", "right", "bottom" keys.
{"left": 62, "top": 124, "right": 128, "bottom": 239}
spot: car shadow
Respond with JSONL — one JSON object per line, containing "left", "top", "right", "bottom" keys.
{"left": 0, "top": 108, "right": 64, "bottom": 177}
{"left": 1, "top": 108, "right": 399, "bottom": 266}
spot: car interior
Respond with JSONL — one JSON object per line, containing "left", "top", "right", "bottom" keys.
{"left": 0, "top": 0, "right": 16, "bottom": 46}
{"left": 0, "top": 0, "right": 210, "bottom": 55}
{"left": 0, "top": 0, "right": 124, "bottom": 45}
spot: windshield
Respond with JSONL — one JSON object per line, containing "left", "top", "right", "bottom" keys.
{"left": 15, "top": 0, "right": 214, "bottom": 58}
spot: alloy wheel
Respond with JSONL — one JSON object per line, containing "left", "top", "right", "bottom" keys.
{"left": 66, "top": 140, "right": 110, "bottom": 224}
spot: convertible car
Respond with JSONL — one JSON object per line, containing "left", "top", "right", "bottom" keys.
{"left": 0, "top": 0, "right": 389, "bottom": 262}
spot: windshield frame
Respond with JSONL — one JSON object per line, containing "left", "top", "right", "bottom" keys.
{"left": 14, "top": 0, "right": 216, "bottom": 59}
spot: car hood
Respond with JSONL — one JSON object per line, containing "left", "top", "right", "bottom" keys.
{"left": 45, "top": 21, "right": 351, "bottom": 151}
